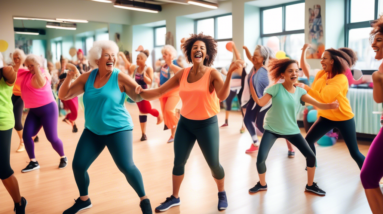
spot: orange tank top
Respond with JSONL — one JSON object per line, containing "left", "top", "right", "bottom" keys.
{"left": 179, "top": 67, "right": 220, "bottom": 120}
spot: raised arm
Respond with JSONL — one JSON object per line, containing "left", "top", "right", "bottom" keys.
{"left": 2, "top": 66, "right": 17, "bottom": 86}
{"left": 212, "top": 60, "right": 244, "bottom": 101}
{"left": 232, "top": 43, "right": 243, "bottom": 76}
{"left": 243, "top": 46, "right": 253, "bottom": 64}
{"left": 143, "top": 67, "right": 154, "bottom": 86}
{"left": 301, "top": 94, "right": 339, "bottom": 110}
{"left": 118, "top": 52, "right": 131, "bottom": 71}
{"left": 165, "top": 57, "right": 182, "bottom": 73}
{"left": 58, "top": 64, "right": 89, "bottom": 100}
{"left": 300, "top": 44, "right": 311, "bottom": 79}
{"left": 136, "top": 69, "right": 184, "bottom": 100}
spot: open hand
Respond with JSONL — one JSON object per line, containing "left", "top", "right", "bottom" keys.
{"left": 228, "top": 59, "right": 245, "bottom": 75}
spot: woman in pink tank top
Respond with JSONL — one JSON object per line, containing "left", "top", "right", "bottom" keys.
{"left": 136, "top": 33, "right": 244, "bottom": 212}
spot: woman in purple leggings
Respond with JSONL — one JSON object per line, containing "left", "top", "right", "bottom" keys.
{"left": 19, "top": 54, "right": 67, "bottom": 173}
{"left": 360, "top": 15, "right": 383, "bottom": 214}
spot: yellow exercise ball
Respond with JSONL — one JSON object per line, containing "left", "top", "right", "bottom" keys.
{"left": 0, "top": 40, "right": 9, "bottom": 52}
{"left": 275, "top": 50, "right": 287, "bottom": 59}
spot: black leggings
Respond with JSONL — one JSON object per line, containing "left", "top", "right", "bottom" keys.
{"left": 225, "top": 90, "right": 237, "bottom": 111}
{"left": 0, "top": 129, "right": 14, "bottom": 180}
{"left": 257, "top": 130, "right": 316, "bottom": 174}
{"left": 305, "top": 117, "right": 365, "bottom": 169}
{"left": 173, "top": 115, "right": 225, "bottom": 180}
{"left": 244, "top": 99, "right": 271, "bottom": 142}
{"left": 12, "top": 95, "right": 24, "bottom": 131}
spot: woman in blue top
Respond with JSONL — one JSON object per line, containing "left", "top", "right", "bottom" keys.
{"left": 248, "top": 58, "right": 338, "bottom": 196}
{"left": 59, "top": 41, "right": 152, "bottom": 214}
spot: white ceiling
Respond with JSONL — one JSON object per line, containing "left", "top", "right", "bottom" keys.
{"left": 246, "top": 0, "right": 301, "bottom": 7}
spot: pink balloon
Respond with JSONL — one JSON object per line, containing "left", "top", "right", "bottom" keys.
{"left": 136, "top": 45, "right": 144, "bottom": 52}
{"left": 226, "top": 42, "right": 233, "bottom": 52}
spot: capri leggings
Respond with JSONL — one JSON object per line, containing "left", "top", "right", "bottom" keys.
{"left": 23, "top": 101, "right": 65, "bottom": 159}
{"left": 159, "top": 88, "right": 180, "bottom": 129}
{"left": 12, "top": 95, "right": 24, "bottom": 131}
{"left": 73, "top": 129, "right": 146, "bottom": 197}
{"left": 62, "top": 96, "right": 78, "bottom": 122}
{"left": 225, "top": 90, "right": 237, "bottom": 111}
{"left": 173, "top": 115, "right": 225, "bottom": 180}
{"left": 305, "top": 117, "right": 365, "bottom": 169}
{"left": 137, "top": 100, "right": 159, "bottom": 118}
{"left": 257, "top": 130, "right": 316, "bottom": 174}
{"left": 244, "top": 98, "right": 271, "bottom": 143}
{"left": 0, "top": 129, "right": 14, "bottom": 180}
{"left": 360, "top": 128, "right": 383, "bottom": 189}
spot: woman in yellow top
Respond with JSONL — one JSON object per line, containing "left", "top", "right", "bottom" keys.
{"left": 136, "top": 33, "right": 243, "bottom": 212}
{"left": 296, "top": 48, "right": 365, "bottom": 169}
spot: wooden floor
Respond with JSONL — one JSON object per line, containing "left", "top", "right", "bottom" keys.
{"left": 0, "top": 100, "right": 374, "bottom": 214}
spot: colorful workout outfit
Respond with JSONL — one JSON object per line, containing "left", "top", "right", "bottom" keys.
{"left": 242, "top": 67, "right": 271, "bottom": 144}
{"left": 257, "top": 84, "right": 316, "bottom": 174}
{"left": 12, "top": 68, "right": 26, "bottom": 132}
{"left": 19, "top": 68, "right": 64, "bottom": 159}
{"left": 304, "top": 70, "right": 365, "bottom": 169}
{"left": 73, "top": 68, "right": 145, "bottom": 197}
{"left": 173, "top": 67, "right": 224, "bottom": 179}
{"left": 0, "top": 68, "right": 15, "bottom": 180}
{"left": 159, "top": 64, "right": 180, "bottom": 129}
{"left": 134, "top": 66, "right": 160, "bottom": 123}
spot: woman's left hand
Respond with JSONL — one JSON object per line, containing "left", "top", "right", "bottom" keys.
{"left": 135, "top": 85, "right": 143, "bottom": 94}
{"left": 228, "top": 60, "right": 244, "bottom": 75}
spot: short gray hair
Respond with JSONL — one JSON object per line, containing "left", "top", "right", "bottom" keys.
{"left": 255, "top": 45, "right": 273, "bottom": 66}
{"left": 88, "top": 40, "right": 119, "bottom": 68}
{"left": 161, "top": 45, "right": 177, "bottom": 60}
{"left": 13, "top": 48, "right": 26, "bottom": 64}
{"left": 25, "top": 54, "right": 43, "bottom": 66}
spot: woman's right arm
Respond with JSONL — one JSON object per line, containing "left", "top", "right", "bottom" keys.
{"left": 136, "top": 69, "right": 184, "bottom": 100}
{"left": 372, "top": 70, "right": 383, "bottom": 103}
{"left": 243, "top": 46, "right": 254, "bottom": 65}
{"left": 119, "top": 52, "right": 132, "bottom": 71}
{"left": 300, "top": 44, "right": 311, "bottom": 79}
{"left": 2, "top": 66, "right": 17, "bottom": 86}
{"left": 58, "top": 64, "right": 89, "bottom": 100}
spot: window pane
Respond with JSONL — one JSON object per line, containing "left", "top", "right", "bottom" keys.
{"left": 263, "top": 7, "right": 283, "bottom": 34}
{"left": 213, "top": 41, "right": 233, "bottom": 68}
{"left": 286, "top": 3, "right": 305, "bottom": 31}
{"left": 197, "top": 18, "right": 214, "bottom": 38}
{"left": 57, "top": 42, "right": 61, "bottom": 61}
{"left": 349, "top": 28, "right": 382, "bottom": 70}
{"left": 51, "top": 42, "right": 56, "bottom": 62}
{"left": 217, "top": 15, "right": 232, "bottom": 39}
{"left": 86, "top": 37, "right": 94, "bottom": 54}
{"left": 155, "top": 27, "right": 166, "bottom": 46}
{"left": 96, "top": 33, "right": 109, "bottom": 41}
{"left": 262, "top": 33, "right": 305, "bottom": 62}
{"left": 351, "top": 0, "right": 375, "bottom": 23}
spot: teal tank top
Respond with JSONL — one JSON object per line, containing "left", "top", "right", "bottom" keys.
{"left": 83, "top": 68, "right": 133, "bottom": 135}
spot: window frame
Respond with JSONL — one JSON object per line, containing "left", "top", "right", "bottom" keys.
{"left": 345, "top": 0, "right": 380, "bottom": 74}
{"left": 194, "top": 13, "right": 233, "bottom": 42}
{"left": 260, "top": 1, "right": 305, "bottom": 38}
{"left": 153, "top": 25, "right": 167, "bottom": 48}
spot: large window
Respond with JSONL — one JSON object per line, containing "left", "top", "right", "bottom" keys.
{"left": 154, "top": 26, "right": 166, "bottom": 47}
{"left": 261, "top": 2, "right": 305, "bottom": 61}
{"left": 346, "top": 0, "right": 382, "bottom": 71}
{"left": 195, "top": 14, "right": 233, "bottom": 68}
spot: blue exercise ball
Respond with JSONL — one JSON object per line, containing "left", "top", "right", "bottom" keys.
{"left": 307, "top": 110, "right": 318, "bottom": 123}
{"left": 60, "top": 109, "right": 67, "bottom": 116}
{"left": 317, "top": 135, "right": 336, "bottom": 147}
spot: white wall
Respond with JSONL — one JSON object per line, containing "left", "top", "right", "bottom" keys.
{"left": 132, "top": 25, "right": 154, "bottom": 66}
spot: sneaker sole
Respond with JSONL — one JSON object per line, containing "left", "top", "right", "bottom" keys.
{"left": 218, "top": 207, "right": 227, "bottom": 211}
{"left": 59, "top": 164, "right": 68, "bottom": 169}
{"left": 14, "top": 199, "right": 28, "bottom": 213}
{"left": 305, "top": 188, "right": 326, "bottom": 196}
{"left": 288, "top": 155, "right": 295, "bottom": 158}
{"left": 249, "top": 187, "right": 267, "bottom": 194}
{"left": 21, "top": 166, "right": 40, "bottom": 173}
{"left": 245, "top": 151, "right": 258, "bottom": 154}
{"left": 155, "top": 202, "right": 181, "bottom": 212}
{"left": 73, "top": 204, "right": 93, "bottom": 214}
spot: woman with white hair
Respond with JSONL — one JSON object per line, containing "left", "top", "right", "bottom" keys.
{"left": 0, "top": 55, "right": 27, "bottom": 213}
{"left": 11, "top": 49, "right": 27, "bottom": 152}
{"left": 19, "top": 54, "right": 67, "bottom": 173}
{"left": 59, "top": 40, "right": 152, "bottom": 214}
{"left": 159, "top": 45, "right": 182, "bottom": 143}
{"left": 242, "top": 45, "right": 295, "bottom": 156}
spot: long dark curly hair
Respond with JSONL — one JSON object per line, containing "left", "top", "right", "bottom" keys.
{"left": 182, "top": 33, "right": 217, "bottom": 66}
{"left": 371, "top": 15, "right": 383, "bottom": 40}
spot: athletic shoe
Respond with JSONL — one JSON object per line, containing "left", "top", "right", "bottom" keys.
{"left": 249, "top": 182, "right": 267, "bottom": 193}
{"left": 167, "top": 137, "right": 174, "bottom": 143}
{"left": 305, "top": 182, "right": 326, "bottom": 196}
{"left": 63, "top": 197, "right": 92, "bottom": 214}
{"left": 59, "top": 157, "right": 68, "bottom": 169}
{"left": 218, "top": 191, "right": 228, "bottom": 211}
{"left": 288, "top": 150, "right": 295, "bottom": 158}
{"left": 155, "top": 196, "right": 181, "bottom": 212}
{"left": 34, "top": 136, "right": 39, "bottom": 143}
{"left": 16, "top": 143, "right": 25, "bottom": 152}
{"left": 14, "top": 197, "right": 27, "bottom": 214}
{"left": 141, "top": 134, "right": 147, "bottom": 141}
{"left": 140, "top": 199, "right": 153, "bottom": 214}
{"left": 220, "top": 123, "right": 228, "bottom": 128}
{"left": 21, "top": 161, "right": 40, "bottom": 173}
{"left": 245, "top": 144, "right": 259, "bottom": 154}
{"left": 72, "top": 124, "right": 78, "bottom": 133}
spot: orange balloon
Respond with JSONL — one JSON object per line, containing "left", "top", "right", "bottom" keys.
{"left": 226, "top": 42, "right": 233, "bottom": 52}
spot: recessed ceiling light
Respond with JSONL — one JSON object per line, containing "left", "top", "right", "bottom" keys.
{"left": 114, "top": 1, "right": 162, "bottom": 13}
{"left": 56, "top": 18, "right": 88, "bottom": 23}
{"left": 92, "top": 0, "right": 112, "bottom": 3}
{"left": 15, "top": 32, "right": 39, "bottom": 35}
{"left": 188, "top": 0, "right": 218, "bottom": 9}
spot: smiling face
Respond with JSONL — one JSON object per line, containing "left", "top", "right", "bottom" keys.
{"left": 252, "top": 49, "right": 264, "bottom": 67}
{"left": 191, "top": 40, "right": 206, "bottom": 65}
{"left": 96, "top": 48, "right": 116, "bottom": 72}
{"left": 372, "top": 33, "right": 383, "bottom": 60}
{"left": 162, "top": 50, "right": 173, "bottom": 63}
{"left": 13, "top": 53, "right": 21, "bottom": 66}
{"left": 320, "top": 51, "right": 334, "bottom": 73}
{"left": 136, "top": 53, "right": 147, "bottom": 67}
{"left": 25, "top": 59, "right": 37, "bottom": 74}
{"left": 280, "top": 63, "right": 299, "bottom": 84}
